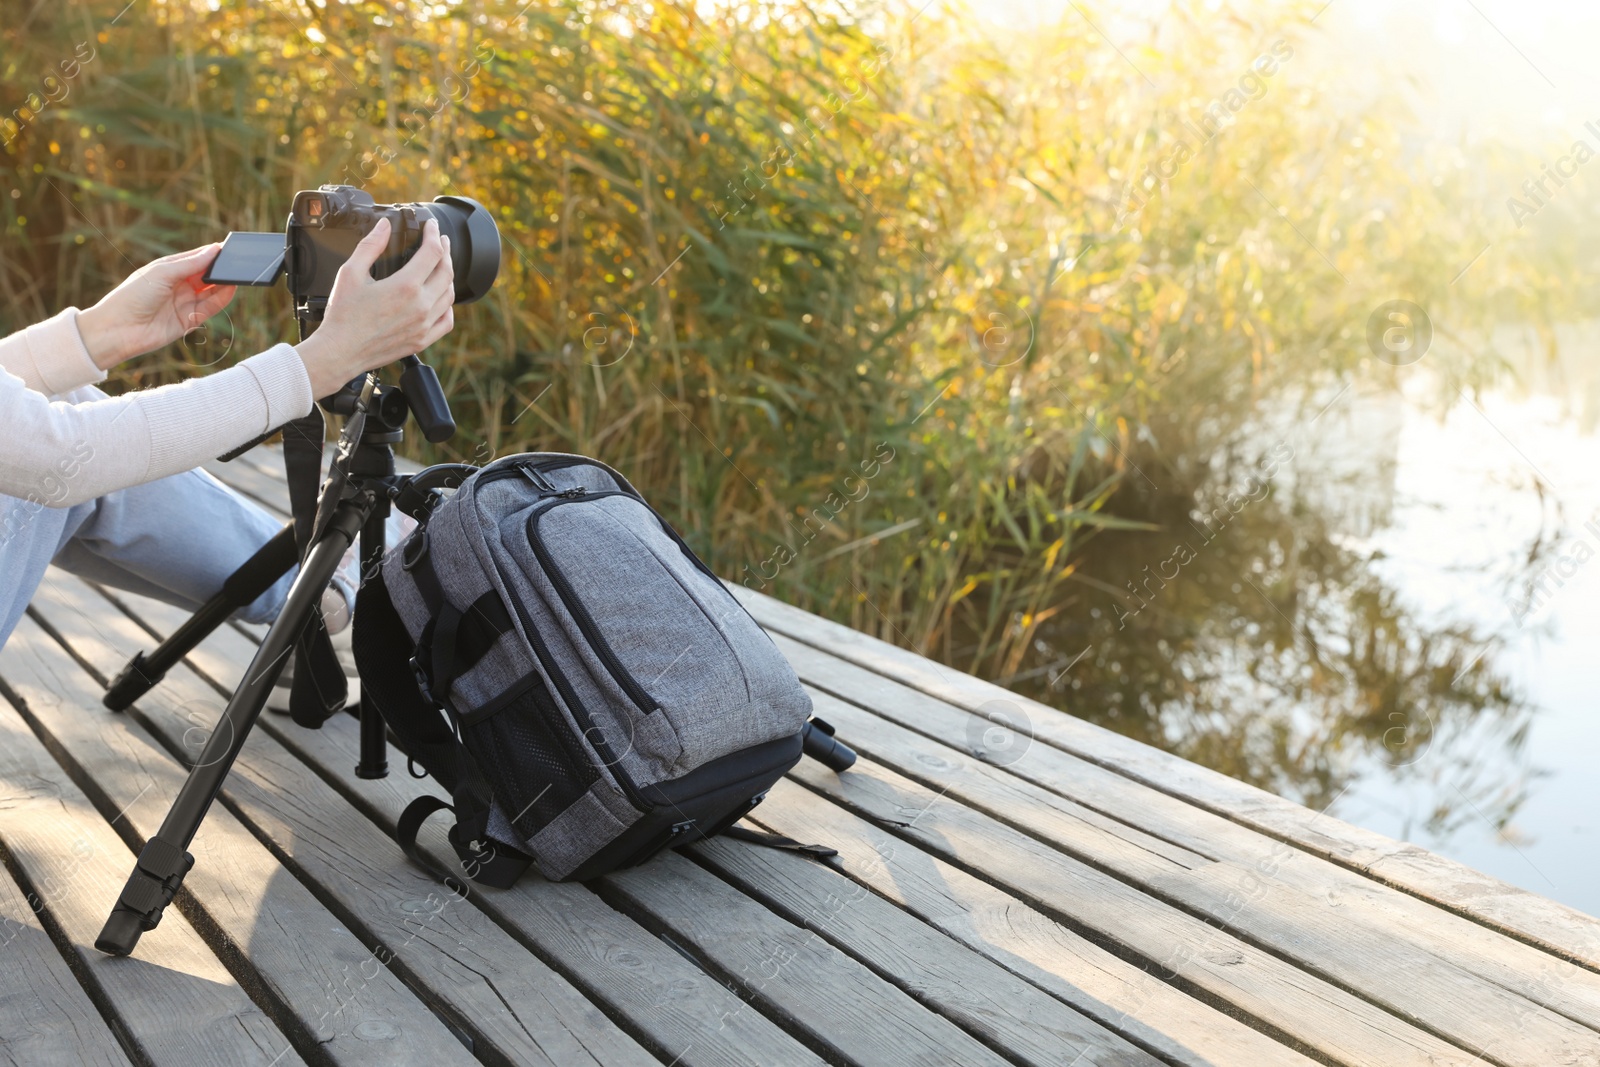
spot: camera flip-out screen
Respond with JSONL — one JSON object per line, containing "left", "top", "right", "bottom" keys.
{"left": 204, "top": 231, "right": 287, "bottom": 287}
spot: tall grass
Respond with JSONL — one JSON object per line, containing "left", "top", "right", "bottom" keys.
{"left": 0, "top": 0, "right": 1573, "bottom": 744}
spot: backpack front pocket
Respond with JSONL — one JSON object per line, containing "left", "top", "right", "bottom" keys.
{"left": 526, "top": 493, "right": 802, "bottom": 768}
{"left": 457, "top": 672, "right": 598, "bottom": 840}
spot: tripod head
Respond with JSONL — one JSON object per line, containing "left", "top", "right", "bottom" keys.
{"left": 320, "top": 356, "right": 454, "bottom": 446}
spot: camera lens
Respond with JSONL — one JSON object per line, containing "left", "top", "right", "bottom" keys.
{"left": 420, "top": 196, "right": 500, "bottom": 304}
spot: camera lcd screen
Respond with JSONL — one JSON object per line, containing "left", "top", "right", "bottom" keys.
{"left": 204, "top": 231, "right": 286, "bottom": 286}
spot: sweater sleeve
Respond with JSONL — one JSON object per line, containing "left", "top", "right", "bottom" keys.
{"left": 0, "top": 307, "right": 108, "bottom": 395}
{"left": 0, "top": 343, "right": 313, "bottom": 509}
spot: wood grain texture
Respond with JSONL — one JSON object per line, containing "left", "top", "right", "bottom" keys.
{"left": 737, "top": 585, "right": 1600, "bottom": 973}
{"left": 604, "top": 849, "right": 1018, "bottom": 1067}
{"left": 686, "top": 832, "right": 1162, "bottom": 1067}
{"left": 767, "top": 633, "right": 1600, "bottom": 1034}
{"left": 782, "top": 747, "right": 1496, "bottom": 1066}
{"left": 0, "top": 848, "right": 133, "bottom": 1067}
{"left": 72, "top": 573, "right": 828, "bottom": 1067}
{"left": 0, "top": 671, "right": 305, "bottom": 1066}
{"left": 293, "top": 702, "right": 831, "bottom": 1067}
{"left": 746, "top": 776, "right": 1320, "bottom": 1067}
{"left": 156, "top": 445, "right": 1600, "bottom": 1067}
{"left": 0, "top": 612, "right": 477, "bottom": 1067}
{"left": 25, "top": 574, "right": 657, "bottom": 1067}
{"left": 793, "top": 685, "right": 1600, "bottom": 1065}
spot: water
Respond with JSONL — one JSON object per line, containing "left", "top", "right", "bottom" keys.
{"left": 1017, "top": 323, "right": 1600, "bottom": 918}
{"left": 1331, "top": 327, "right": 1600, "bottom": 916}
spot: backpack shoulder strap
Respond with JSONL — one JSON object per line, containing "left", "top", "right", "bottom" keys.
{"left": 395, "top": 795, "right": 533, "bottom": 891}
{"left": 281, "top": 410, "right": 348, "bottom": 728}
{"left": 720, "top": 824, "right": 838, "bottom": 861}
{"left": 353, "top": 567, "right": 532, "bottom": 889}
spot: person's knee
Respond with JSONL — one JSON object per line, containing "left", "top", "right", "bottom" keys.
{"left": 235, "top": 568, "right": 294, "bottom": 626}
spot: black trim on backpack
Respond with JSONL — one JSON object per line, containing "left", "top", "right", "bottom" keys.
{"left": 395, "top": 795, "right": 532, "bottom": 891}
{"left": 720, "top": 825, "right": 838, "bottom": 861}
{"left": 352, "top": 567, "right": 533, "bottom": 889}
{"left": 351, "top": 452, "right": 839, "bottom": 887}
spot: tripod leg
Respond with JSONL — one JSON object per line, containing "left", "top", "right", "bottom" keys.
{"left": 95, "top": 501, "right": 368, "bottom": 957}
{"left": 354, "top": 501, "right": 389, "bottom": 780}
{"left": 103, "top": 522, "right": 298, "bottom": 711}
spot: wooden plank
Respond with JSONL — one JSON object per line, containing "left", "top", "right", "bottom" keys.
{"left": 25, "top": 574, "right": 660, "bottom": 1067}
{"left": 745, "top": 777, "right": 1319, "bottom": 1067}
{"left": 282, "top": 709, "right": 834, "bottom": 1067}
{"left": 288, "top": 702, "right": 833, "bottom": 1067}
{"left": 200, "top": 443, "right": 359, "bottom": 521}
{"left": 767, "top": 634, "right": 1600, "bottom": 1036}
{"left": 0, "top": 677, "right": 306, "bottom": 1066}
{"left": 0, "top": 848, "right": 133, "bottom": 1067}
{"left": 603, "top": 849, "right": 1019, "bottom": 1067}
{"left": 195, "top": 449, "right": 1596, "bottom": 1059}
{"left": 0, "top": 615, "right": 479, "bottom": 1067}
{"left": 795, "top": 686, "right": 1600, "bottom": 1066}
{"left": 780, "top": 740, "right": 1499, "bottom": 1066}
{"left": 738, "top": 585, "right": 1600, "bottom": 972}
{"left": 46, "top": 572, "right": 828, "bottom": 1067}
{"left": 684, "top": 832, "right": 1164, "bottom": 1067}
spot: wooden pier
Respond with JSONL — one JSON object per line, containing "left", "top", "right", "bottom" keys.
{"left": 2, "top": 447, "right": 1598, "bottom": 1066}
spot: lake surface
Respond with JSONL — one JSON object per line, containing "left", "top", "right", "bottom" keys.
{"left": 1327, "top": 327, "right": 1600, "bottom": 918}
{"left": 1015, "top": 322, "right": 1600, "bottom": 918}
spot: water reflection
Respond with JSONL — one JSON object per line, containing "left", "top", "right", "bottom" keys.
{"left": 1006, "top": 382, "right": 1540, "bottom": 836}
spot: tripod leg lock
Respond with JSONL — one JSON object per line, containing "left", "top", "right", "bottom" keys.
{"left": 95, "top": 836, "right": 194, "bottom": 956}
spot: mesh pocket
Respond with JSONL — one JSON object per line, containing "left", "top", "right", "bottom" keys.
{"left": 460, "top": 674, "right": 598, "bottom": 840}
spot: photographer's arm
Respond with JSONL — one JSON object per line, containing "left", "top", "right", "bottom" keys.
{"left": 0, "top": 243, "right": 235, "bottom": 395}
{"left": 0, "top": 218, "right": 453, "bottom": 508}
{"left": 0, "top": 307, "right": 107, "bottom": 395}
{"left": 0, "top": 344, "right": 311, "bottom": 509}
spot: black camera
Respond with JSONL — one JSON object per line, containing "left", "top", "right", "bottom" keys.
{"left": 204, "top": 185, "right": 500, "bottom": 319}
{"left": 204, "top": 185, "right": 501, "bottom": 441}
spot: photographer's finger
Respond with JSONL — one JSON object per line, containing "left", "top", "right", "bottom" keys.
{"left": 194, "top": 285, "right": 237, "bottom": 318}
{"left": 423, "top": 236, "right": 453, "bottom": 298}
{"left": 143, "top": 243, "right": 223, "bottom": 284}
{"left": 420, "top": 295, "right": 453, "bottom": 345}
{"left": 419, "top": 306, "right": 454, "bottom": 350}
{"left": 171, "top": 242, "right": 223, "bottom": 267}
{"left": 423, "top": 268, "right": 454, "bottom": 314}
{"left": 395, "top": 219, "right": 444, "bottom": 283}
{"left": 342, "top": 217, "right": 393, "bottom": 278}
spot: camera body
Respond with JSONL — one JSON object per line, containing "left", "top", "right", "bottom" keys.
{"left": 201, "top": 184, "right": 500, "bottom": 441}
{"left": 285, "top": 185, "right": 500, "bottom": 321}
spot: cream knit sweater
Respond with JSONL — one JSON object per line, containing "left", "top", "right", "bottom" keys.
{"left": 0, "top": 307, "right": 313, "bottom": 507}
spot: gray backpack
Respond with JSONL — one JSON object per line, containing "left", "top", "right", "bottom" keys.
{"left": 353, "top": 452, "right": 848, "bottom": 887}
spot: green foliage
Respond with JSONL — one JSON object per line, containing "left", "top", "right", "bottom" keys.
{"left": 0, "top": 1, "right": 1566, "bottom": 804}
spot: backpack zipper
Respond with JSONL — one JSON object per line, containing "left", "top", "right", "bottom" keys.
{"left": 522, "top": 465, "right": 558, "bottom": 493}
{"left": 487, "top": 554, "right": 654, "bottom": 814}
{"left": 472, "top": 457, "right": 586, "bottom": 490}
{"left": 468, "top": 470, "right": 654, "bottom": 814}
{"left": 525, "top": 493, "right": 661, "bottom": 717}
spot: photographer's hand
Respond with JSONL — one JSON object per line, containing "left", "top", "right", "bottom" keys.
{"left": 294, "top": 217, "right": 455, "bottom": 399}
{"left": 76, "top": 244, "right": 237, "bottom": 369}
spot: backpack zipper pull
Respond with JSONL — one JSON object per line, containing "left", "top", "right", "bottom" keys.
{"left": 555, "top": 486, "right": 588, "bottom": 499}
{"left": 519, "top": 464, "right": 558, "bottom": 494}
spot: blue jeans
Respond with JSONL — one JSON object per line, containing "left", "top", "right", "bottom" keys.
{"left": 0, "top": 464, "right": 293, "bottom": 650}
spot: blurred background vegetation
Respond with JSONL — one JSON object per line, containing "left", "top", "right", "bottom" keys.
{"left": 3, "top": 0, "right": 1591, "bottom": 813}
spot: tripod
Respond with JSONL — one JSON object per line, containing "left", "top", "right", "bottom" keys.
{"left": 93, "top": 365, "right": 470, "bottom": 957}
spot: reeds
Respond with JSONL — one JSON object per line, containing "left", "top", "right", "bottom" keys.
{"left": 1, "top": 0, "right": 1570, "bottom": 708}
